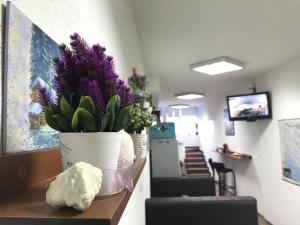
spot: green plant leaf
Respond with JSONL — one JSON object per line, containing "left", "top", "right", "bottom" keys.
{"left": 124, "top": 104, "right": 154, "bottom": 134}
{"left": 60, "top": 96, "right": 75, "bottom": 122}
{"left": 49, "top": 102, "right": 59, "bottom": 114}
{"left": 71, "top": 108, "right": 80, "bottom": 131}
{"left": 114, "top": 106, "right": 132, "bottom": 132}
{"left": 52, "top": 114, "right": 72, "bottom": 132}
{"left": 69, "top": 92, "right": 76, "bottom": 107}
{"left": 100, "top": 113, "right": 111, "bottom": 132}
{"left": 77, "top": 107, "right": 97, "bottom": 132}
{"left": 44, "top": 106, "right": 63, "bottom": 131}
{"left": 106, "top": 95, "right": 121, "bottom": 130}
{"left": 79, "top": 96, "right": 96, "bottom": 116}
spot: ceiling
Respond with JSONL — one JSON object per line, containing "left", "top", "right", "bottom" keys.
{"left": 131, "top": 0, "right": 300, "bottom": 108}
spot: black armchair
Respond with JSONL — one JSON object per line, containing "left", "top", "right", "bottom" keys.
{"left": 151, "top": 176, "right": 215, "bottom": 197}
{"left": 146, "top": 196, "right": 258, "bottom": 225}
{"left": 147, "top": 177, "right": 258, "bottom": 225}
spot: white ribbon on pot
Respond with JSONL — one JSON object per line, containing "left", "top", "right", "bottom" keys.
{"left": 97, "top": 166, "right": 133, "bottom": 196}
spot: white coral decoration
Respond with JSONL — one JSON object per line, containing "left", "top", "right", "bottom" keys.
{"left": 118, "top": 130, "right": 135, "bottom": 168}
{"left": 46, "top": 162, "right": 102, "bottom": 211}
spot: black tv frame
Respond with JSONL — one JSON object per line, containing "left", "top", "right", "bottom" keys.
{"left": 226, "top": 91, "right": 272, "bottom": 121}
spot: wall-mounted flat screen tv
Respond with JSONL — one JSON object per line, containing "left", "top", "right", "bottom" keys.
{"left": 226, "top": 92, "right": 272, "bottom": 121}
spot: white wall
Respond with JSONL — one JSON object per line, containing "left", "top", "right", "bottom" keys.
{"left": 147, "top": 74, "right": 160, "bottom": 108}
{"left": 200, "top": 57, "right": 300, "bottom": 225}
{"left": 2, "top": 0, "right": 145, "bottom": 80}
{"left": 118, "top": 156, "right": 150, "bottom": 225}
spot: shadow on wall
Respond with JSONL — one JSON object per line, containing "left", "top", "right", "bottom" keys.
{"left": 105, "top": 0, "right": 145, "bottom": 80}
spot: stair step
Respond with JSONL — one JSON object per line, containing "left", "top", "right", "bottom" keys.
{"left": 185, "top": 162, "right": 207, "bottom": 165}
{"left": 186, "top": 152, "right": 204, "bottom": 157}
{"left": 185, "top": 158, "right": 206, "bottom": 163}
{"left": 185, "top": 166, "right": 208, "bottom": 169}
{"left": 185, "top": 162, "right": 207, "bottom": 168}
{"left": 187, "top": 171, "right": 210, "bottom": 175}
{"left": 186, "top": 151, "right": 203, "bottom": 154}
{"left": 186, "top": 167, "right": 209, "bottom": 171}
{"left": 186, "top": 173, "right": 211, "bottom": 177}
{"left": 186, "top": 146, "right": 200, "bottom": 149}
{"left": 185, "top": 149, "right": 202, "bottom": 153}
{"left": 185, "top": 156, "right": 205, "bottom": 161}
{"left": 186, "top": 168, "right": 209, "bottom": 174}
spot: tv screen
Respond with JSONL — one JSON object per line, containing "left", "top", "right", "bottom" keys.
{"left": 227, "top": 92, "right": 272, "bottom": 121}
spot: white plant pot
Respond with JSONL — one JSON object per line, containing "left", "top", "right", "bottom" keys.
{"left": 147, "top": 106, "right": 153, "bottom": 113}
{"left": 130, "top": 133, "right": 148, "bottom": 159}
{"left": 59, "top": 132, "right": 122, "bottom": 171}
{"left": 143, "top": 101, "right": 150, "bottom": 108}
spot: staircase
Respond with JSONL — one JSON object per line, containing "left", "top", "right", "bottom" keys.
{"left": 184, "top": 146, "right": 210, "bottom": 176}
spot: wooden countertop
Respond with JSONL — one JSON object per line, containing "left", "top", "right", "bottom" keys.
{"left": 215, "top": 149, "right": 252, "bottom": 160}
{"left": 0, "top": 148, "right": 146, "bottom": 225}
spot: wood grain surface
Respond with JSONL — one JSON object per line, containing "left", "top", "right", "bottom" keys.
{"left": 0, "top": 148, "right": 146, "bottom": 225}
{"left": 0, "top": 148, "right": 62, "bottom": 196}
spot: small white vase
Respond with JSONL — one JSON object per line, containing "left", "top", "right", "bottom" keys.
{"left": 143, "top": 101, "right": 150, "bottom": 108}
{"left": 130, "top": 133, "right": 148, "bottom": 159}
{"left": 147, "top": 106, "right": 153, "bottom": 113}
{"left": 59, "top": 132, "right": 122, "bottom": 171}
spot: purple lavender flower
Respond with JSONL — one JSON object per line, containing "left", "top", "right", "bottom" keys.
{"left": 53, "top": 57, "right": 65, "bottom": 74}
{"left": 88, "top": 80, "right": 105, "bottom": 117}
{"left": 39, "top": 87, "right": 52, "bottom": 107}
{"left": 59, "top": 44, "right": 74, "bottom": 73}
{"left": 123, "top": 87, "right": 135, "bottom": 106}
{"left": 55, "top": 76, "right": 74, "bottom": 103}
{"left": 45, "top": 33, "right": 134, "bottom": 117}
{"left": 127, "top": 90, "right": 135, "bottom": 106}
{"left": 70, "top": 32, "right": 89, "bottom": 59}
{"left": 118, "top": 80, "right": 127, "bottom": 106}
{"left": 77, "top": 77, "right": 89, "bottom": 96}
{"left": 92, "top": 44, "right": 106, "bottom": 59}
{"left": 102, "top": 56, "right": 117, "bottom": 81}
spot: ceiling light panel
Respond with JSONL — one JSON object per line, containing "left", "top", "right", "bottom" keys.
{"left": 175, "top": 93, "right": 204, "bottom": 100}
{"left": 190, "top": 56, "right": 244, "bottom": 75}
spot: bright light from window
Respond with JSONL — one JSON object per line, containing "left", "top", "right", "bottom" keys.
{"left": 169, "top": 104, "right": 190, "bottom": 109}
{"left": 191, "top": 56, "right": 244, "bottom": 75}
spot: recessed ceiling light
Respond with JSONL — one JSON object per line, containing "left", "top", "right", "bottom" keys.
{"left": 175, "top": 93, "right": 204, "bottom": 100}
{"left": 169, "top": 104, "right": 190, "bottom": 109}
{"left": 190, "top": 56, "right": 244, "bottom": 75}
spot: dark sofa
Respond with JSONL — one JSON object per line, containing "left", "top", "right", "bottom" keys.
{"left": 151, "top": 176, "right": 216, "bottom": 197}
{"left": 147, "top": 177, "right": 258, "bottom": 225}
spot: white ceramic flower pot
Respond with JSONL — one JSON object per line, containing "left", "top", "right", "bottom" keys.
{"left": 143, "top": 101, "right": 150, "bottom": 108}
{"left": 147, "top": 106, "right": 153, "bottom": 113}
{"left": 130, "top": 133, "right": 148, "bottom": 159}
{"left": 59, "top": 132, "right": 122, "bottom": 171}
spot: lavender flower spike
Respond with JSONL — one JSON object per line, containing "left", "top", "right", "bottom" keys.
{"left": 39, "top": 87, "right": 52, "bottom": 107}
{"left": 88, "top": 80, "right": 106, "bottom": 117}
{"left": 70, "top": 32, "right": 89, "bottom": 59}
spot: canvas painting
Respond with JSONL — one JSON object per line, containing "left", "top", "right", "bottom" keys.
{"left": 279, "top": 118, "right": 300, "bottom": 186}
{"left": 3, "top": 2, "right": 59, "bottom": 153}
{"left": 224, "top": 108, "right": 235, "bottom": 136}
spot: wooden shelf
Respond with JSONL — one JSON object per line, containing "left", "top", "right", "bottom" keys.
{"left": 0, "top": 148, "right": 146, "bottom": 225}
{"left": 215, "top": 149, "right": 252, "bottom": 160}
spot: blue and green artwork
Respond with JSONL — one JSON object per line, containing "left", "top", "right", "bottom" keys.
{"left": 3, "top": 2, "right": 59, "bottom": 153}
